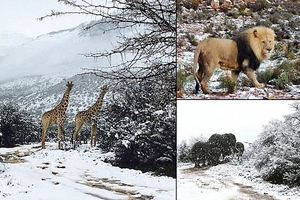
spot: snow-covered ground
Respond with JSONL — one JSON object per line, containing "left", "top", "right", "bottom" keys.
{"left": 0, "top": 143, "right": 175, "bottom": 200}
{"left": 178, "top": 162, "right": 300, "bottom": 200}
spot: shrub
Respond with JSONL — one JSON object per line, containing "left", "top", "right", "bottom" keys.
{"left": 219, "top": 73, "right": 236, "bottom": 93}
{"left": 256, "top": 19, "right": 272, "bottom": 27}
{"left": 269, "top": 12, "right": 281, "bottom": 24}
{"left": 251, "top": 103, "right": 300, "bottom": 187}
{"left": 273, "top": 60, "right": 300, "bottom": 87}
{"left": 0, "top": 104, "right": 39, "bottom": 147}
{"left": 275, "top": 72, "right": 289, "bottom": 89}
{"left": 257, "top": 69, "right": 274, "bottom": 84}
{"left": 182, "top": 0, "right": 199, "bottom": 11}
{"left": 204, "top": 23, "right": 214, "bottom": 34}
{"left": 251, "top": 0, "right": 270, "bottom": 11}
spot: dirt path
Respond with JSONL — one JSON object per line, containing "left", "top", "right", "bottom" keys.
{"left": 1, "top": 146, "right": 157, "bottom": 200}
{"left": 178, "top": 166, "right": 279, "bottom": 200}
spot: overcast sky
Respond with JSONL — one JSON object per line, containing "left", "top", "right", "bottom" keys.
{"left": 177, "top": 100, "right": 296, "bottom": 145}
{"left": 0, "top": 0, "right": 94, "bottom": 38}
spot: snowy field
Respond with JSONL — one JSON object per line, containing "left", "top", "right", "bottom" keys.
{"left": 0, "top": 143, "right": 175, "bottom": 200}
{"left": 178, "top": 162, "right": 300, "bottom": 200}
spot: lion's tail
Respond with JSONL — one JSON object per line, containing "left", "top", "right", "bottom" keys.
{"left": 193, "top": 44, "right": 202, "bottom": 93}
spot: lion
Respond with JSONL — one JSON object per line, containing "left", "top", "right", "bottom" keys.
{"left": 193, "top": 26, "right": 275, "bottom": 94}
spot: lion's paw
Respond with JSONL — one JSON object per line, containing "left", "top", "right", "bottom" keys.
{"left": 256, "top": 83, "right": 265, "bottom": 89}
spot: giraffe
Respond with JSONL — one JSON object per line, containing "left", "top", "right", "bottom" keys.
{"left": 41, "top": 81, "right": 74, "bottom": 149}
{"left": 72, "top": 85, "right": 108, "bottom": 147}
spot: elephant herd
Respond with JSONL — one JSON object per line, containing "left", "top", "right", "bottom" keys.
{"left": 190, "top": 133, "right": 245, "bottom": 168}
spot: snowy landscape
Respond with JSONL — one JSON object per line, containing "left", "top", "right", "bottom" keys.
{"left": 177, "top": 100, "right": 300, "bottom": 200}
{"left": 178, "top": 161, "right": 300, "bottom": 200}
{"left": 0, "top": 143, "right": 175, "bottom": 199}
{"left": 0, "top": 1, "right": 176, "bottom": 199}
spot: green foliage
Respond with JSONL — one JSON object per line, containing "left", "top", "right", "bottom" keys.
{"left": 256, "top": 61, "right": 300, "bottom": 89}
{"left": 204, "top": 23, "right": 214, "bottom": 34}
{"left": 274, "top": 60, "right": 300, "bottom": 88}
{"left": 269, "top": 12, "right": 281, "bottom": 24}
{"left": 182, "top": 0, "right": 199, "bottom": 11}
{"left": 219, "top": 73, "right": 236, "bottom": 93}
{"left": 257, "top": 69, "right": 274, "bottom": 84}
{"left": 253, "top": 0, "right": 270, "bottom": 11}
{"left": 275, "top": 72, "right": 289, "bottom": 89}
{"left": 178, "top": 140, "right": 191, "bottom": 163}
{"left": 256, "top": 19, "right": 272, "bottom": 27}
{"left": 0, "top": 104, "right": 39, "bottom": 147}
{"left": 186, "top": 33, "right": 198, "bottom": 46}
{"left": 195, "top": 11, "right": 209, "bottom": 20}
{"left": 282, "top": 0, "right": 300, "bottom": 15}
{"left": 177, "top": 64, "right": 192, "bottom": 91}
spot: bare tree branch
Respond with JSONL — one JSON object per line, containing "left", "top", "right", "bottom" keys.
{"left": 39, "top": 0, "right": 176, "bottom": 81}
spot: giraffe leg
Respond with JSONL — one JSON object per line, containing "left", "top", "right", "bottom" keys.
{"left": 91, "top": 122, "right": 97, "bottom": 147}
{"left": 41, "top": 120, "right": 50, "bottom": 149}
{"left": 73, "top": 120, "right": 84, "bottom": 148}
{"left": 57, "top": 125, "right": 64, "bottom": 150}
{"left": 57, "top": 117, "right": 66, "bottom": 150}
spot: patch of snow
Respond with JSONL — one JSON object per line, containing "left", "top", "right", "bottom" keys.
{"left": 0, "top": 144, "right": 175, "bottom": 199}
{"left": 178, "top": 161, "right": 300, "bottom": 200}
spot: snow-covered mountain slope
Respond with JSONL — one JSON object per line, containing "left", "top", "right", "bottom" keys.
{"left": 0, "top": 31, "right": 32, "bottom": 48}
{"left": 0, "top": 32, "right": 32, "bottom": 63}
{"left": 0, "top": 143, "right": 175, "bottom": 199}
{"left": 0, "top": 73, "right": 112, "bottom": 122}
{"left": 0, "top": 20, "right": 129, "bottom": 119}
{"left": 0, "top": 21, "right": 123, "bottom": 82}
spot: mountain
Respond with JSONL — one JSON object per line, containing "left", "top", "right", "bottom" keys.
{"left": 0, "top": 31, "right": 32, "bottom": 64}
{"left": 0, "top": 20, "right": 123, "bottom": 83}
{"left": 0, "top": 31, "right": 32, "bottom": 48}
{"left": 0, "top": 20, "right": 121, "bottom": 119}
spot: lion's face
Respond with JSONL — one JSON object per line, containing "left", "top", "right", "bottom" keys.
{"left": 250, "top": 27, "right": 275, "bottom": 60}
{"left": 259, "top": 34, "right": 275, "bottom": 58}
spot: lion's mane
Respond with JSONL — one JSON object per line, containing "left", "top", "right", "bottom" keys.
{"left": 234, "top": 26, "right": 275, "bottom": 71}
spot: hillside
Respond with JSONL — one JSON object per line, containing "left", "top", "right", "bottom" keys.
{"left": 177, "top": 0, "right": 300, "bottom": 99}
{"left": 0, "top": 19, "right": 126, "bottom": 118}
{"left": 0, "top": 20, "right": 123, "bottom": 83}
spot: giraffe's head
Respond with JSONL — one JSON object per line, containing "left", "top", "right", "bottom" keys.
{"left": 101, "top": 85, "right": 109, "bottom": 92}
{"left": 66, "top": 81, "right": 74, "bottom": 90}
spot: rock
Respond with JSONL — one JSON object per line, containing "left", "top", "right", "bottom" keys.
{"left": 211, "top": 0, "right": 220, "bottom": 10}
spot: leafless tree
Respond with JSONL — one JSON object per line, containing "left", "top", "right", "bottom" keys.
{"left": 39, "top": 0, "right": 176, "bottom": 82}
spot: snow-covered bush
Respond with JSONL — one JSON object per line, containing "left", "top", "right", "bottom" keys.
{"left": 102, "top": 76, "right": 176, "bottom": 178}
{"left": 178, "top": 140, "right": 191, "bottom": 163}
{"left": 0, "top": 103, "right": 39, "bottom": 147}
{"left": 250, "top": 102, "right": 300, "bottom": 187}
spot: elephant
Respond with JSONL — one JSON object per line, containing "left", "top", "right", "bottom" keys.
{"left": 190, "top": 141, "right": 209, "bottom": 168}
{"left": 235, "top": 141, "right": 245, "bottom": 161}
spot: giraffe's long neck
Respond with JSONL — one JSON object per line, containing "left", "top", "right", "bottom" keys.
{"left": 88, "top": 90, "right": 107, "bottom": 115}
{"left": 55, "top": 88, "right": 72, "bottom": 113}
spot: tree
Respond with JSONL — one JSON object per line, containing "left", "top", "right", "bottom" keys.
{"left": 250, "top": 102, "right": 300, "bottom": 187}
{"left": 178, "top": 140, "right": 191, "bottom": 163}
{"left": 100, "top": 77, "right": 176, "bottom": 177}
{"left": 39, "top": 0, "right": 176, "bottom": 177}
{"left": 39, "top": 0, "right": 176, "bottom": 82}
{"left": 0, "top": 104, "right": 39, "bottom": 147}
